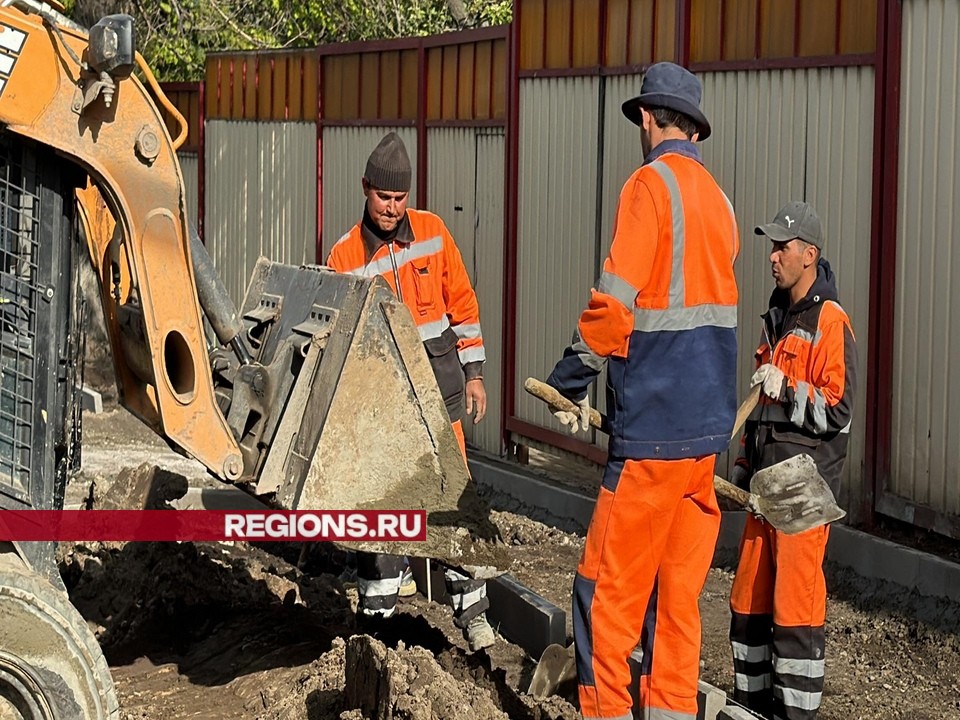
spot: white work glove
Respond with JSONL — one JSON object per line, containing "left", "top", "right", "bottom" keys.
{"left": 554, "top": 395, "right": 592, "bottom": 434}
{"left": 751, "top": 363, "right": 786, "bottom": 401}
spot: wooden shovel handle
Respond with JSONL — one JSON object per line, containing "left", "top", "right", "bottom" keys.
{"left": 713, "top": 476, "right": 753, "bottom": 506}
{"left": 732, "top": 383, "right": 761, "bottom": 439}
{"left": 523, "top": 378, "right": 604, "bottom": 429}
{"left": 524, "top": 377, "right": 761, "bottom": 441}
{"left": 525, "top": 376, "right": 763, "bottom": 512}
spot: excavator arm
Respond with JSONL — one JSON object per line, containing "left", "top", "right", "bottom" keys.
{"left": 0, "top": 4, "right": 245, "bottom": 480}
{"left": 0, "top": 5, "right": 502, "bottom": 716}
{"left": 0, "top": 1, "right": 505, "bottom": 573}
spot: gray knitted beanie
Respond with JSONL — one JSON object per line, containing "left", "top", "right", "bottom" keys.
{"left": 364, "top": 132, "right": 412, "bottom": 192}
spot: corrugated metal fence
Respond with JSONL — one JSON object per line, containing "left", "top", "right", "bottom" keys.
{"left": 179, "top": 0, "right": 960, "bottom": 538}
{"left": 204, "top": 121, "right": 317, "bottom": 304}
{"left": 885, "top": 0, "right": 960, "bottom": 532}
{"left": 427, "top": 127, "right": 506, "bottom": 452}
{"left": 698, "top": 67, "right": 876, "bottom": 511}
{"left": 514, "top": 77, "right": 601, "bottom": 439}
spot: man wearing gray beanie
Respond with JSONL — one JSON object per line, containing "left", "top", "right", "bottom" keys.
{"left": 327, "top": 132, "right": 494, "bottom": 652}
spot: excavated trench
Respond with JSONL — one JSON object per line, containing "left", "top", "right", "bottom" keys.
{"left": 57, "top": 524, "right": 580, "bottom": 720}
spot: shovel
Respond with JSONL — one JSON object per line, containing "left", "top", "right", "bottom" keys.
{"left": 522, "top": 377, "right": 845, "bottom": 698}
{"left": 523, "top": 377, "right": 843, "bottom": 533}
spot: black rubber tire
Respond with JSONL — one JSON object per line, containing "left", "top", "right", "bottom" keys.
{"left": 0, "top": 554, "right": 119, "bottom": 719}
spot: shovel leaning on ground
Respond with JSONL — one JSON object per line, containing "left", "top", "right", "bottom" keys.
{"left": 522, "top": 377, "right": 845, "bottom": 697}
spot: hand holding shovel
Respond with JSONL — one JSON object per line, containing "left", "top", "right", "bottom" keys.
{"left": 523, "top": 377, "right": 844, "bottom": 535}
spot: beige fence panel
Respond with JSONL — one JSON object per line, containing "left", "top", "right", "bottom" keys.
{"left": 427, "top": 127, "right": 506, "bottom": 455}
{"left": 204, "top": 121, "right": 317, "bottom": 305}
{"left": 320, "top": 126, "right": 418, "bottom": 259}
{"left": 514, "top": 76, "right": 602, "bottom": 434}
{"left": 890, "top": 0, "right": 960, "bottom": 520}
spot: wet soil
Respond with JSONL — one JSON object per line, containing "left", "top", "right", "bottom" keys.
{"left": 65, "top": 407, "right": 960, "bottom": 719}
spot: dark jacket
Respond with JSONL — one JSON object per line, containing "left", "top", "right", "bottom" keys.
{"left": 736, "top": 259, "right": 857, "bottom": 495}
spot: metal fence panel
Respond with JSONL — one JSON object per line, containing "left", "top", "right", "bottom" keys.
{"left": 514, "top": 77, "right": 601, "bottom": 432}
{"left": 717, "top": 68, "right": 873, "bottom": 517}
{"left": 891, "top": 0, "right": 960, "bottom": 518}
{"left": 205, "top": 121, "right": 255, "bottom": 304}
{"left": 204, "top": 121, "right": 317, "bottom": 305}
{"left": 805, "top": 66, "right": 875, "bottom": 515}
{"left": 427, "top": 127, "right": 506, "bottom": 455}
{"left": 178, "top": 152, "right": 200, "bottom": 233}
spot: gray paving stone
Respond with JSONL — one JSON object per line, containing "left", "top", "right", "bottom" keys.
{"left": 469, "top": 455, "right": 594, "bottom": 532}
{"left": 717, "top": 706, "right": 763, "bottom": 719}
{"left": 697, "top": 680, "right": 727, "bottom": 719}
{"left": 830, "top": 525, "right": 921, "bottom": 589}
{"left": 77, "top": 383, "right": 103, "bottom": 414}
{"left": 486, "top": 573, "right": 566, "bottom": 660}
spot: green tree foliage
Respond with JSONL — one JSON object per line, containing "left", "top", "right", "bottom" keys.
{"left": 67, "top": 0, "right": 512, "bottom": 81}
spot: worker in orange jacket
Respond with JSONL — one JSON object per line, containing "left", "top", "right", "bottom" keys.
{"left": 729, "top": 201, "right": 857, "bottom": 720}
{"left": 545, "top": 63, "right": 740, "bottom": 720}
{"left": 326, "top": 132, "right": 494, "bottom": 652}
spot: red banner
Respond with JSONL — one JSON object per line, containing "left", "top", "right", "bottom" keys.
{"left": 0, "top": 510, "right": 427, "bottom": 542}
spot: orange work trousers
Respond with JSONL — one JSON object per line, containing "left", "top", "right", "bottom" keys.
{"left": 729, "top": 515, "right": 830, "bottom": 720}
{"left": 451, "top": 419, "right": 466, "bottom": 461}
{"left": 574, "top": 456, "right": 720, "bottom": 720}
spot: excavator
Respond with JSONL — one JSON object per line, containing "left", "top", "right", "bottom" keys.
{"left": 0, "top": 2, "right": 505, "bottom": 716}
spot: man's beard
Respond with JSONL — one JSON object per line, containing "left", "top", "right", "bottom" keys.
{"left": 640, "top": 126, "right": 652, "bottom": 159}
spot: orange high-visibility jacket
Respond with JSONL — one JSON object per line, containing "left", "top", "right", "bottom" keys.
{"left": 735, "top": 259, "right": 857, "bottom": 493}
{"left": 547, "top": 140, "right": 740, "bottom": 459}
{"left": 326, "top": 208, "right": 485, "bottom": 383}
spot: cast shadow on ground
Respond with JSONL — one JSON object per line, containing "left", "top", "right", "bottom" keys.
{"left": 60, "top": 539, "right": 351, "bottom": 683}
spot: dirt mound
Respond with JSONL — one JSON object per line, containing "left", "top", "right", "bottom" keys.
{"left": 344, "top": 634, "right": 508, "bottom": 719}
{"left": 60, "top": 540, "right": 352, "bottom": 661}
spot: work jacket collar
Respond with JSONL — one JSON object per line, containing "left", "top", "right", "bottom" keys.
{"left": 643, "top": 138, "right": 702, "bottom": 166}
{"left": 360, "top": 206, "right": 414, "bottom": 259}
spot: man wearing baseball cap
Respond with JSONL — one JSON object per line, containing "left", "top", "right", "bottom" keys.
{"left": 544, "top": 62, "right": 740, "bottom": 720}
{"left": 728, "top": 201, "right": 858, "bottom": 719}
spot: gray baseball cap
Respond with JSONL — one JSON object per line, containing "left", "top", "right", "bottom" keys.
{"left": 754, "top": 200, "right": 822, "bottom": 248}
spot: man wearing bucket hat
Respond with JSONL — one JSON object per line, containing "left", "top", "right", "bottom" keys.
{"left": 728, "top": 201, "right": 857, "bottom": 720}
{"left": 544, "top": 62, "right": 740, "bottom": 720}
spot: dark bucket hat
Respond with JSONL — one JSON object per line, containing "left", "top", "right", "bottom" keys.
{"left": 621, "top": 62, "right": 711, "bottom": 141}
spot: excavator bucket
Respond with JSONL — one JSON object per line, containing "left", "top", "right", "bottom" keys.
{"left": 240, "top": 259, "right": 507, "bottom": 576}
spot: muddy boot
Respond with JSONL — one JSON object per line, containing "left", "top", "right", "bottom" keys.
{"left": 398, "top": 565, "right": 417, "bottom": 598}
{"left": 464, "top": 613, "right": 495, "bottom": 652}
{"left": 339, "top": 565, "right": 358, "bottom": 589}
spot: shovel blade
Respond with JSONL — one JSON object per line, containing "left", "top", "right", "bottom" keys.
{"left": 750, "top": 454, "right": 845, "bottom": 534}
{"left": 529, "top": 642, "right": 577, "bottom": 698}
